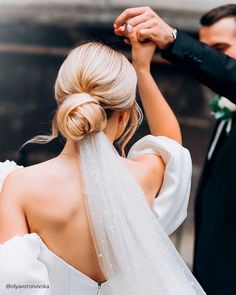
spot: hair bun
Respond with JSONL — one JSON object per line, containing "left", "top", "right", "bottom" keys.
{"left": 56, "top": 93, "right": 107, "bottom": 141}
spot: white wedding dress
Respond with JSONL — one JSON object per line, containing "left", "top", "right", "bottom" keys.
{"left": 0, "top": 134, "right": 206, "bottom": 294}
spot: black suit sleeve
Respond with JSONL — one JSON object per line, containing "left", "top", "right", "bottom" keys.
{"left": 161, "top": 30, "right": 236, "bottom": 103}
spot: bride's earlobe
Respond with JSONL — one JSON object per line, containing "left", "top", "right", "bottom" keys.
{"left": 119, "top": 121, "right": 127, "bottom": 126}
{"left": 119, "top": 110, "right": 130, "bottom": 126}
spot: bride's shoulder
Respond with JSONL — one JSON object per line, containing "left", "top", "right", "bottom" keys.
{"left": 1, "top": 166, "right": 35, "bottom": 202}
{"left": 121, "top": 154, "right": 165, "bottom": 206}
{"left": 124, "top": 135, "right": 166, "bottom": 178}
{"left": 6, "top": 156, "right": 60, "bottom": 176}
{"left": 122, "top": 152, "right": 164, "bottom": 173}
{"left": 1, "top": 158, "right": 57, "bottom": 196}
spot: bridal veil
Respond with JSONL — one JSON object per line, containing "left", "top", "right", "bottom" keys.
{"left": 79, "top": 131, "right": 206, "bottom": 295}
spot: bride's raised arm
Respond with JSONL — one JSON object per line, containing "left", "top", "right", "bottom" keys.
{"left": 120, "top": 25, "right": 192, "bottom": 234}
{"left": 125, "top": 24, "right": 182, "bottom": 143}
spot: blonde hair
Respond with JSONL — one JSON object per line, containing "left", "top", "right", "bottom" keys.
{"left": 31, "top": 42, "right": 143, "bottom": 156}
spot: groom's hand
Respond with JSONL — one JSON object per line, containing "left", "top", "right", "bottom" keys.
{"left": 114, "top": 6, "right": 175, "bottom": 49}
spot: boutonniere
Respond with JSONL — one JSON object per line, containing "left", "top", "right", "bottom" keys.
{"left": 209, "top": 95, "right": 236, "bottom": 120}
{"left": 207, "top": 96, "right": 236, "bottom": 160}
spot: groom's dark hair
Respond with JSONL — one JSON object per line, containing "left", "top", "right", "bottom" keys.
{"left": 200, "top": 4, "right": 236, "bottom": 26}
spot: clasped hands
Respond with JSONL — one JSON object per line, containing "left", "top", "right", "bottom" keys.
{"left": 113, "top": 6, "right": 175, "bottom": 50}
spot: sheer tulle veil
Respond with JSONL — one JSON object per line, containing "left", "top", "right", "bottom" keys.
{"left": 78, "top": 131, "right": 206, "bottom": 295}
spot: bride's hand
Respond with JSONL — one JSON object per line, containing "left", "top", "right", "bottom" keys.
{"left": 117, "top": 24, "right": 156, "bottom": 72}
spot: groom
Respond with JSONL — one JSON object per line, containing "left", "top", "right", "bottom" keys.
{"left": 114, "top": 4, "right": 236, "bottom": 295}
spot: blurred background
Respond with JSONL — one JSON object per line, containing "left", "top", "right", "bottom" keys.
{"left": 0, "top": 0, "right": 231, "bottom": 268}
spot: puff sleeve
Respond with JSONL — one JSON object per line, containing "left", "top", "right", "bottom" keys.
{"left": 127, "top": 135, "right": 192, "bottom": 235}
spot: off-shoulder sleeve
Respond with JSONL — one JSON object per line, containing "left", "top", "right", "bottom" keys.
{"left": 0, "top": 234, "right": 50, "bottom": 294}
{"left": 0, "top": 160, "right": 22, "bottom": 191}
{"left": 127, "top": 135, "right": 192, "bottom": 235}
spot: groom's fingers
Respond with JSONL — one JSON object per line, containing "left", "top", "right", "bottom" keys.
{"left": 114, "top": 7, "right": 147, "bottom": 28}
{"left": 135, "top": 19, "right": 155, "bottom": 33}
{"left": 138, "top": 28, "right": 155, "bottom": 42}
{"left": 126, "top": 14, "right": 150, "bottom": 27}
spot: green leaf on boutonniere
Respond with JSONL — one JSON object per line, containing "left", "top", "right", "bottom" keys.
{"left": 222, "top": 107, "right": 232, "bottom": 119}
{"left": 209, "top": 95, "right": 235, "bottom": 121}
{"left": 214, "top": 108, "right": 232, "bottom": 120}
{"left": 209, "top": 96, "right": 220, "bottom": 112}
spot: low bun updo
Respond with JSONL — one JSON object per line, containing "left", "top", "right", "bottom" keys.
{"left": 56, "top": 93, "right": 107, "bottom": 141}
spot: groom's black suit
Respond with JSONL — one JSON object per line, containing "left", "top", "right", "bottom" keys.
{"left": 162, "top": 30, "right": 236, "bottom": 295}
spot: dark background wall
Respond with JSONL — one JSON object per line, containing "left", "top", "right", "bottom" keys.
{"left": 0, "top": 21, "right": 214, "bottom": 163}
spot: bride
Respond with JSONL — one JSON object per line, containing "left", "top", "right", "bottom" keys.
{"left": 0, "top": 26, "right": 206, "bottom": 294}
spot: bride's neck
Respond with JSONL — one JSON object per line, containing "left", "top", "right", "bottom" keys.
{"left": 61, "top": 140, "right": 77, "bottom": 156}
{"left": 60, "top": 130, "right": 115, "bottom": 156}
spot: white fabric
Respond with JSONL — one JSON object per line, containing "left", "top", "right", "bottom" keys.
{"left": 207, "top": 119, "right": 233, "bottom": 160}
{"left": 0, "top": 160, "right": 22, "bottom": 190}
{"left": 0, "top": 233, "right": 109, "bottom": 295}
{"left": 207, "top": 120, "right": 226, "bottom": 160}
{"left": 127, "top": 135, "right": 192, "bottom": 235}
{"left": 79, "top": 132, "right": 205, "bottom": 294}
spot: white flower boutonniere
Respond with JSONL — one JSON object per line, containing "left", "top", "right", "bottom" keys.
{"left": 218, "top": 97, "right": 236, "bottom": 112}
{"left": 207, "top": 95, "right": 236, "bottom": 160}
{"left": 209, "top": 95, "right": 236, "bottom": 120}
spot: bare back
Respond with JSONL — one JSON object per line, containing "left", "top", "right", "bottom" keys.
{"left": 0, "top": 152, "right": 163, "bottom": 284}
{"left": 22, "top": 155, "right": 106, "bottom": 283}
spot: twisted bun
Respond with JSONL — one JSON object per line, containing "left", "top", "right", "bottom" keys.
{"left": 56, "top": 93, "right": 107, "bottom": 141}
